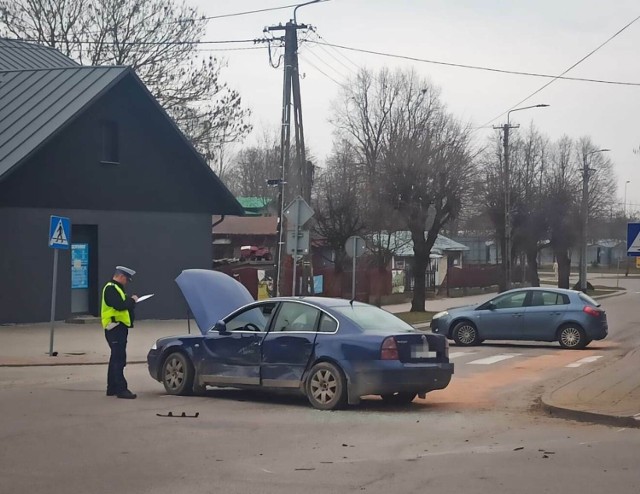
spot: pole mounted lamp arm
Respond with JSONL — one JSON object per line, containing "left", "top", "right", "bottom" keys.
{"left": 507, "top": 104, "right": 550, "bottom": 125}
{"left": 294, "top": 0, "right": 325, "bottom": 23}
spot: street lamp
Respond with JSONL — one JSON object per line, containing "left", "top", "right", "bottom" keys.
{"left": 579, "top": 148, "right": 610, "bottom": 292}
{"left": 624, "top": 180, "right": 631, "bottom": 217}
{"left": 499, "top": 104, "right": 550, "bottom": 290}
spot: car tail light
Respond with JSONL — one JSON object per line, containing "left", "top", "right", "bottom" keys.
{"left": 381, "top": 337, "right": 399, "bottom": 360}
{"left": 583, "top": 306, "right": 602, "bottom": 318}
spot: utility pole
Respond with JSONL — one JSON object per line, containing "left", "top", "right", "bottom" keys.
{"left": 493, "top": 122, "right": 519, "bottom": 291}
{"left": 579, "top": 153, "right": 590, "bottom": 292}
{"left": 579, "top": 148, "right": 610, "bottom": 292}
{"left": 265, "top": 3, "right": 317, "bottom": 296}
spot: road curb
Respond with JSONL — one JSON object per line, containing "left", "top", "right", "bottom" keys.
{"left": 592, "top": 290, "right": 626, "bottom": 301}
{"left": 539, "top": 347, "right": 640, "bottom": 429}
{"left": 539, "top": 396, "right": 640, "bottom": 429}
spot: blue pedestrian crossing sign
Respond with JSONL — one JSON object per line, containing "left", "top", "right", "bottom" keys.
{"left": 49, "top": 216, "right": 71, "bottom": 249}
{"left": 627, "top": 223, "right": 640, "bottom": 256}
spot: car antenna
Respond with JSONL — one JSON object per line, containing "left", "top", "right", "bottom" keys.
{"left": 349, "top": 297, "right": 355, "bottom": 306}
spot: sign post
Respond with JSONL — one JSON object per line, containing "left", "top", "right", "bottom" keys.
{"left": 345, "top": 236, "right": 366, "bottom": 301}
{"left": 48, "top": 215, "right": 71, "bottom": 356}
{"left": 284, "top": 196, "right": 314, "bottom": 296}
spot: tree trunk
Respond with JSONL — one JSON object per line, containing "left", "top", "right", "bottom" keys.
{"left": 497, "top": 234, "right": 507, "bottom": 292}
{"left": 411, "top": 254, "right": 427, "bottom": 312}
{"left": 555, "top": 249, "right": 571, "bottom": 289}
{"left": 526, "top": 248, "right": 540, "bottom": 287}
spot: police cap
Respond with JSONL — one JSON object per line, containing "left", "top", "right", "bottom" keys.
{"left": 115, "top": 266, "right": 136, "bottom": 280}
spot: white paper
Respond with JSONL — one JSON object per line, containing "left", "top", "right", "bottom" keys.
{"left": 136, "top": 294, "right": 155, "bottom": 303}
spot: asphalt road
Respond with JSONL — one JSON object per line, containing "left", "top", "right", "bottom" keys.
{"left": 1, "top": 280, "right": 639, "bottom": 494}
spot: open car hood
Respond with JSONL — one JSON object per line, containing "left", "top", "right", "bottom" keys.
{"left": 175, "top": 269, "right": 254, "bottom": 335}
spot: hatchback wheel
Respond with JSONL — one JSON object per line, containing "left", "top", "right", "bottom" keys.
{"left": 306, "top": 362, "right": 347, "bottom": 410}
{"left": 558, "top": 324, "right": 588, "bottom": 349}
{"left": 452, "top": 321, "right": 479, "bottom": 346}
{"left": 162, "top": 352, "right": 195, "bottom": 395}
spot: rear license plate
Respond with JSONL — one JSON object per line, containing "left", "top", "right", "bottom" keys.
{"left": 411, "top": 344, "right": 436, "bottom": 359}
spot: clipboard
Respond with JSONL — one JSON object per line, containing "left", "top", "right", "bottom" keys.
{"left": 136, "top": 294, "right": 155, "bottom": 303}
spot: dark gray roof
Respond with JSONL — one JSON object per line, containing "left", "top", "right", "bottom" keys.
{"left": 0, "top": 39, "right": 243, "bottom": 215}
{"left": 376, "top": 232, "right": 470, "bottom": 257}
{"left": 0, "top": 38, "right": 78, "bottom": 71}
{"left": 0, "top": 66, "right": 128, "bottom": 180}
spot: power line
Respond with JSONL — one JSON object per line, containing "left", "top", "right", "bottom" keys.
{"left": 182, "top": 3, "right": 317, "bottom": 22}
{"left": 299, "top": 54, "right": 343, "bottom": 87}
{"left": 300, "top": 44, "right": 349, "bottom": 81}
{"left": 311, "top": 31, "right": 361, "bottom": 72}
{"left": 305, "top": 40, "right": 640, "bottom": 87}
{"left": 8, "top": 37, "right": 259, "bottom": 47}
{"left": 193, "top": 46, "right": 268, "bottom": 53}
{"left": 302, "top": 32, "right": 358, "bottom": 76}
{"left": 480, "top": 13, "right": 640, "bottom": 129}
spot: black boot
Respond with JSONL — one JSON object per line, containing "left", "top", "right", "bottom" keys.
{"left": 116, "top": 389, "right": 137, "bottom": 399}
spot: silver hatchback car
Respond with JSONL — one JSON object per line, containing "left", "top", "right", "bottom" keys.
{"left": 430, "top": 287, "right": 608, "bottom": 349}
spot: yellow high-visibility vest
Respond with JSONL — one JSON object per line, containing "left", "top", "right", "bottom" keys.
{"left": 101, "top": 282, "right": 131, "bottom": 329}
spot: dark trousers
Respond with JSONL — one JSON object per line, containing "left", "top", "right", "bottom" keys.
{"left": 105, "top": 324, "right": 129, "bottom": 393}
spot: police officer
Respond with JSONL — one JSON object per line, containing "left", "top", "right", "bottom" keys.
{"left": 101, "top": 266, "right": 138, "bottom": 399}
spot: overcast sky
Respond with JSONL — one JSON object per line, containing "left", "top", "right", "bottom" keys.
{"left": 194, "top": 0, "right": 640, "bottom": 213}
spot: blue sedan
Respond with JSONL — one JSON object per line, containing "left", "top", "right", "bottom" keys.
{"left": 147, "top": 270, "right": 454, "bottom": 410}
{"left": 430, "top": 287, "right": 608, "bottom": 349}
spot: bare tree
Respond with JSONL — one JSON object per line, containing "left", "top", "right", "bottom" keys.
{"left": 331, "top": 68, "right": 402, "bottom": 270}
{"left": 332, "top": 68, "right": 475, "bottom": 311}
{"left": 224, "top": 133, "right": 281, "bottom": 202}
{"left": 0, "top": 0, "right": 252, "bottom": 159}
{"left": 378, "top": 72, "right": 475, "bottom": 311}
{"left": 543, "top": 136, "right": 581, "bottom": 288}
{"left": 509, "top": 125, "right": 550, "bottom": 286}
{"left": 481, "top": 127, "right": 617, "bottom": 289}
{"left": 312, "top": 140, "right": 366, "bottom": 272}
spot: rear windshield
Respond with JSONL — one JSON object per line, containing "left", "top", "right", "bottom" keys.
{"left": 334, "top": 306, "right": 415, "bottom": 332}
{"left": 578, "top": 292, "right": 600, "bottom": 307}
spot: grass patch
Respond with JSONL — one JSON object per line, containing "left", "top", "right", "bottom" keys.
{"left": 591, "top": 285, "right": 626, "bottom": 291}
{"left": 394, "top": 311, "right": 437, "bottom": 325}
{"left": 590, "top": 289, "right": 624, "bottom": 298}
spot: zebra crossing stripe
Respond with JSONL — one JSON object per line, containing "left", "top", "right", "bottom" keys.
{"left": 448, "top": 352, "right": 475, "bottom": 359}
{"left": 566, "top": 356, "right": 602, "bottom": 368}
{"left": 468, "top": 354, "right": 521, "bottom": 365}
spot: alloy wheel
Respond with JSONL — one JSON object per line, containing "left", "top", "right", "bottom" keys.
{"left": 560, "top": 327, "right": 582, "bottom": 348}
{"left": 164, "top": 357, "right": 185, "bottom": 390}
{"left": 310, "top": 369, "right": 337, "bottom": 405}
{"left": 457, "top": 324, "right": 477, "bottom": 345}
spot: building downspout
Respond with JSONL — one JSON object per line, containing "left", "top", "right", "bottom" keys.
{"left": 213, "top": 215, "right": 226, "bottom": 229}
{"left": 211, "top": 215, "right": 226, "bottom": 267}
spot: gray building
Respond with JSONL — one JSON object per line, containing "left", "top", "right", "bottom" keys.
{"left": 0, "top": 39, "right": 243, "bottom": 324}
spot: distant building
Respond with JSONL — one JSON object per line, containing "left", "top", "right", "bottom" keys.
{"left": 451, "top": 235, "right": 498, "bottom": 265}
{"left": 236, "top": 196, "right": 276, "bottom": 217}
{"left": 212, "top": 216, "right": 278, "bottom": 261}
{"left": 0, "top": 39, "right": 243, "bottom": 324}
{"left": 385, "top": 232, "right": 469, "bottom": 290}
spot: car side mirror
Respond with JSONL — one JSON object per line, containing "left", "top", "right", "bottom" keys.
{"left": 486, "top": 302, "right": 496, "bottom": 311}
{"left": 213, "top": 320, "right": 228, "bottom": 334}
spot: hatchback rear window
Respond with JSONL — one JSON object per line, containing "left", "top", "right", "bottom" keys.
{"left": 578, "top": 293, "right": 600, "bottom": 307}
{"left": 334, "top": 306, "right": 415, "bottom": 332}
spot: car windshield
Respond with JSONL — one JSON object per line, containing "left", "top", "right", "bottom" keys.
{"left": 578, "top": 292, "right": 600, "bottom": 307}
{"left": 334, "top": 305, "right": 415, "bottom": 332}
